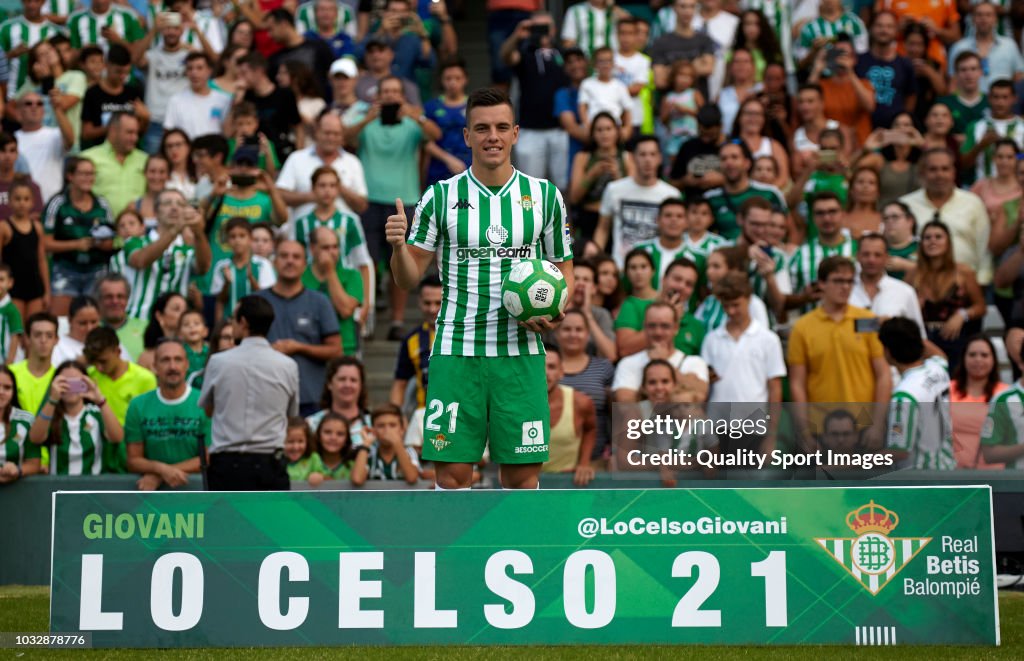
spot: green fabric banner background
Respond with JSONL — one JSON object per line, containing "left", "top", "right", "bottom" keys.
{"left": 50, "top": 487, "right": 998, "bottom": 647}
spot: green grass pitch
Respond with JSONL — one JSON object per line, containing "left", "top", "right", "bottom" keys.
{"left": 1, "top": 586, "right": 1022, "bottom": 659}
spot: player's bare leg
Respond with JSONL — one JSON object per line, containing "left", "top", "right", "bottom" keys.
{"left": 499, "top": 463, "right": 542, "bottom": 489}
{"left": 434, "top": 461, "right": 475, "bottom": 489}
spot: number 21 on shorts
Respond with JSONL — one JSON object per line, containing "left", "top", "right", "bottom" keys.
{"left": 425, "top": 399, "right": 460, "bottom": 434}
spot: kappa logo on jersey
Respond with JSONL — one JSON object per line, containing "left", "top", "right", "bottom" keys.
{"left": 451, "top": 199, "right": 475, "bottom": 210}
{"left": 814, "top": 500, "right": 930, "bottom": 596}
{"left": 485, "top": 224, "right": 508, "bottom": 245}
{"left": 515, "top": 420, "right": 547, "bottom": 453}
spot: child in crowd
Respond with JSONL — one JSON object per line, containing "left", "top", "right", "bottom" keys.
{"left": 0, "top": 366, "right": 40, "bottom": 483}
{"left": 316, "top": 412, "right": 354, "bottom": 480}
{"left": 210, "top": 217, "right": 277, "bottom": 321}
{"left": 0, "top": 264, "right": 24, "bottom": 364}
{"left": 0, "top": 181, "right": 49, "bottom": 322}
{"left": 681, "top": 198, "right": 726, "bottom": 297}
{"left": 28, "top": 361, "right": 123, "bottom": 475}
{"left": 250, "top": 222, "right": 276, "bottom": 261}
{"left": 178, "top": 310, "right": 209, "bottom": 382}
{"left": 284, "top": 416, "right": 325, "bottom": 486}
{"left": 351, "top": 404, "right": 419, "bottom": 486}
{"left": 881, "top": 201, "right": 918, "bottom": 281}
{"left": 660, "top": 60, "right": 702, "bottom": 161}
{"left": 578, "top": 46, "right": 633, "bottom": 136}
{"left": 108, "top": 209, "right": 147, "bottom": 275}
{"left": 695, "top": 246, "right": 770, "bottom": 331}
{"left": 751, "top": 155, "right": 780, "bottom": 187}
{"left": 424, "top": 59, "right": 471, "bottom": 187}
{"left": 226, "top": 102, "right": 279, "bottom": 177}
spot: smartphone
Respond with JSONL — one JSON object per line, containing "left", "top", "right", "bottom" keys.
{"left": 380, "top": 103, "right": 401, "bottom": 125}
{"left": 818, "top": 149, "right": 838, "bottom": 165}
{"left": 854, "top": 318, "right": 881, "bottom": 334}
{"left": 760, "top": 244, "right": 774, "bottom": 258}
{"left": 40, "top": 76, "right": 55, "bottom": 95}
{"left": 824, "top": 46, "right": 841, "bottom": 73}
{"left": 529, "top": 23, "right": 548, "bottom": 40}
{"left": 66, "top": 378, "right": 88, "bottom": 394}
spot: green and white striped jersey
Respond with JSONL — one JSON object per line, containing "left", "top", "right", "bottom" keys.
{"left": 67, "top": 7, "right": 144, "bottom": 50}
{"left": 888, "top": 356, "right": 955, "bottom": 470}
{"left": 694, "top": 291, "right": 770, "bottom": 332}
{"left": 788, "top": 232, "right": 857, "bottom": 308}
{"left": 209, "top": 255, "right": 277, "bottom": 314}
{"left": 962, "top": 116, "right": 1024, "bottom": 184}
{"left": 980, "top": 383, "right": 1024, "bottom": 468}
{"left": 293, "top": 208, "right": 371, "bottom": 268}
{"left": 749, "top": 249, "right": 792, "bottom": 302}
{"left": 0, "top": 17, "right": 62, "bottom": 100}
{"left": 633, "top": 238, "right": 689, "bottom": 291}
{"left": 408, "top": 168, "right": 573, "bottom": 357}
{"left": 740, "top": 0, "right": 794, "bottom": 72}
{"left": 45, "top": 0, "right": 76, "bottom": 19}
{"left": 0, "top": 294, "right": 23, "bottom": 361}
{"left": 796, "top": 12, "right": 869, "bottom": 60}
{"left": 50, "top": 404, "right": 107, "bottom": 476}
{"left": 560, "top": 1, "right": 617, "bottom": 57}
{"left": 1, "top": 408, "right": 39, "bottom": 467}
{"left": 122, "top": 233, "right": 197, "bottom": 321}
{"left": 295, "top": 1, "right": 357, "bottom": 38}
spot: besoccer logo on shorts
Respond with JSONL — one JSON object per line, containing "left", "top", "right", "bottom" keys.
{"left": 516, "top": 420, "right": 546, "bottom": 454}
{"left": 814, "top": 500, "right": 931, "bottom": 595}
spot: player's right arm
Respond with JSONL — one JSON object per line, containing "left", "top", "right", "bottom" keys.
{"left": 387, "top": 198, "right": 435, "bottom": 290}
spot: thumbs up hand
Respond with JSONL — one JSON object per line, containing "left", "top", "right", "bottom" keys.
{"left": 385, "top": 198, "right": 409, "bottom": 247}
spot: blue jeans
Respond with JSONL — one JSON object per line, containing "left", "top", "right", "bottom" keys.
{"left": 51, "top": 262, "right": 106, "bottom": 298}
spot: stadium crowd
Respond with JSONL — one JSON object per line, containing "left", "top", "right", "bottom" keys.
{"left": 0, "top": 0, "right": 1023, "bottom": 490}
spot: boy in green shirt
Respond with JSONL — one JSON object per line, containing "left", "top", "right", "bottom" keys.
{"left": 0, "top": 264, "right": 24, "bottom": 364}
{"left": 210, "top": 217, "right": 277, "bottom": 321}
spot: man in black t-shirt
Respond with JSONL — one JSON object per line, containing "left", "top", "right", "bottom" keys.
{"left": 669, "top": 105, "right": 725, "bottom": 201}
{"left": 80, "top": 44, "right": 149, "bottom": 151}
{"left": 267, "top": 8, "right": 335, "bottom": 104}
{"left": 238, "top": 50, "right": 302, "bottom": 160}
{"left": 500, "top": 13, "right": 569, "bottom": 190}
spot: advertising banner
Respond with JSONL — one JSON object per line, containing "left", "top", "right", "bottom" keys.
{"left": 50, "top": 487, "right": 998, "bottom": 647}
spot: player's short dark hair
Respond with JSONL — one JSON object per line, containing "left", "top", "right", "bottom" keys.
{"left": 82, "top": 326, "right": 120, "bottom": 362}
{"left": 817, "top": 255, "right": 855, "bottom": 283}
{"left": 223, "top": 216, "right": 252, "bottom": 236}
{"left": 26, "top": 311, "right": 58, "bottom": 335}
{"left": 106, "top": 43, "right": 131, "bottom": 66}
{"left": 236, "top": 295, "right": 275, "bottom": 337}
{"left": 192, "top": 134, "right": 230, "bottom": 160}
{"left": 714, "top": 271, "right": 752, "bottom": 302}
{"left": 467, "top": 87, "right": 514, "bottom": 123}
{"left": 371, "top": 402, "right": 405, "bottom": 426}
{"left": 658, "top": 198, "right": 686, "bottom": 216}
{"left": 418, "top": 274, "right": 442, "bottom": 292}
{"left": 879, "top": 317, "right": 924, "bottom": 364}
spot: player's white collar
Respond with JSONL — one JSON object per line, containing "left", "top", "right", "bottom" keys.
{"left": 467, "top": 167, "right": 519, "bottom": 198}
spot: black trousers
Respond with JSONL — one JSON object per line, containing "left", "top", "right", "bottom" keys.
{"left": 207, "top": 451, "right": 290, "bottom": 491}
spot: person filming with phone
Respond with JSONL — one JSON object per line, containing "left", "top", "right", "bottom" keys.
{"left": 807, "top": 33, "right": 875, "bottom": 149}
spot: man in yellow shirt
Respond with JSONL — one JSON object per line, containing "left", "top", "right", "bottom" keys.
{"left": 9, "top": 312, "right": 59, "bottom": 417}
{"left": 83, "top": 326, "right": 156, "bottom": 473}
{"left": 787, "top": 256, "right": 892, "bottom": 452}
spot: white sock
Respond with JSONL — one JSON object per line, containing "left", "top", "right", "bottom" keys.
{"left": 434, "top": 483, "right": 471, "bottom": 491}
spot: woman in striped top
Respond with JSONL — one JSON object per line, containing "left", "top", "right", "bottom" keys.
{"left": 28, "top": 361, "right": 123, "bottom": 476}
{"left": 0, "top": 367, "right": 41, "bottom": 484}
{"left": 557, "top": 309, "right": 615, "bottom": 463}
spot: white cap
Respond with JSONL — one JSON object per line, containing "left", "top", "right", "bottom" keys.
{"left": 329, "top": 58, "right": 358, "bottom": 78}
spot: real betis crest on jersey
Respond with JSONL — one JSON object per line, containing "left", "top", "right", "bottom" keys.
{"left": 408, "top": 168, "right": 573, "bottom": 357}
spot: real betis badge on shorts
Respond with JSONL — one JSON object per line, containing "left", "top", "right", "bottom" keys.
{"left": 430, "top": 433, "right": 450, "bottom": 452}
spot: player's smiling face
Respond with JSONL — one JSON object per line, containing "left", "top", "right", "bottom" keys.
{"left": 465, "top": 103, "right": 518, "bottom": 169}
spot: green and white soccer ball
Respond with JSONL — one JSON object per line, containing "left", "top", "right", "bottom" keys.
{"left": 501, "top": 259, "right": 568, "bottom": 323}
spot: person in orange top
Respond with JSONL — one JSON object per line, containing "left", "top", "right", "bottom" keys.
{"left": 876, "top": 0, "right": 961, "bottom": 70}
{"left": 950, "top": 334, "right": 1009, "bottom": 469}
{"left": 808, "top": 34, "right": 876, "bottom": 148}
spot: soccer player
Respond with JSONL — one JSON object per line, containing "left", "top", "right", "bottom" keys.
{"left": 386, "top": 87, "right": 574, "bottom": 490}
{"left": 878, "top": 317, "right": 955, "bottom": 470}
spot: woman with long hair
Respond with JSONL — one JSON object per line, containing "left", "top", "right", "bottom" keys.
{"left": 159, "top": 129, "right": 197, "bottom": 201}
{"left": 276, "top": 60, "right": 325, "bottom": 140}
{"left": 970, "top": 139, "right": 1021, "bottom": 221}
{"left": 614, "top": 248, "right": 659, "bottom": 358}
{"left": 592, "top": 254, "right": 625, "bottom": 316}
{"left": 921, "top": 102, "right": 959, "bottom": 153}
{"left": 313, "top": 412, "right": 354, "bottom": 480}
{"left": 212, "top": 44, "right": 248, "bottom": 95}
{"left": 137, "top": 292, "right": 188, "bottom": 371}
{"left": 227, "top": 20, "right": 255, "bottom": 51}
{"left": 307, "top": 356, "right": 371, "bottom": 445}
{"left": 731, "top": 10, "right": 783, "bottom": 82}
{"left": 909, "top": 221, "right": 987, "bottom": 369}
{"left": 903, "top": 23, "right": 947, "bottom": 128}
{"left": 731, "top": 96, "right": 790, "bottom": 189}
{"left": 0, "top": 367, "right": 41, "bottom": 483}
{"left": 859, "top": 112, "right": 923, "bottom": 205}
{"left": 28, "top": 360, "right": 123, "bottom": 475}
{"left": 52, "top": 296, "right": 128, "bottom": 365}
{"left": 950, "top": 335, "right": 1009, "bottom": 469}
{"left": 568, "top": 112, "right": 635, "bottom": 244}
{"left": 844, "top": 167, "right": 883, "bottom": 238}
{"left": 717, "top": 47, "right": 761, "bottom": 135}
{"left": 129, "top": 155, "right": 171, "bottom": 230}
{"left": 557, "top": 308, "right": 616, "bottom": 463}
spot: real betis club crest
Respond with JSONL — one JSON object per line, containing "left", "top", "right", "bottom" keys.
{"left": 815, "top": 500, "right": 931, "bottom": 596}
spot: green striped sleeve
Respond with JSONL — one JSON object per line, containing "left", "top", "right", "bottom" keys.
{"left": 409, "top": 184, "right": 439, "bottom": 250}
{"left": 887, "top": 392, "right": 918, "bottom": 452}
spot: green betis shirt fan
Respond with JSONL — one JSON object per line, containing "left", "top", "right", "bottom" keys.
{"left": 704, "top": 181, "right": 787, "bottom": 240}
{"left": 124, "top": 386, "right": 211, "bottom": 467}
